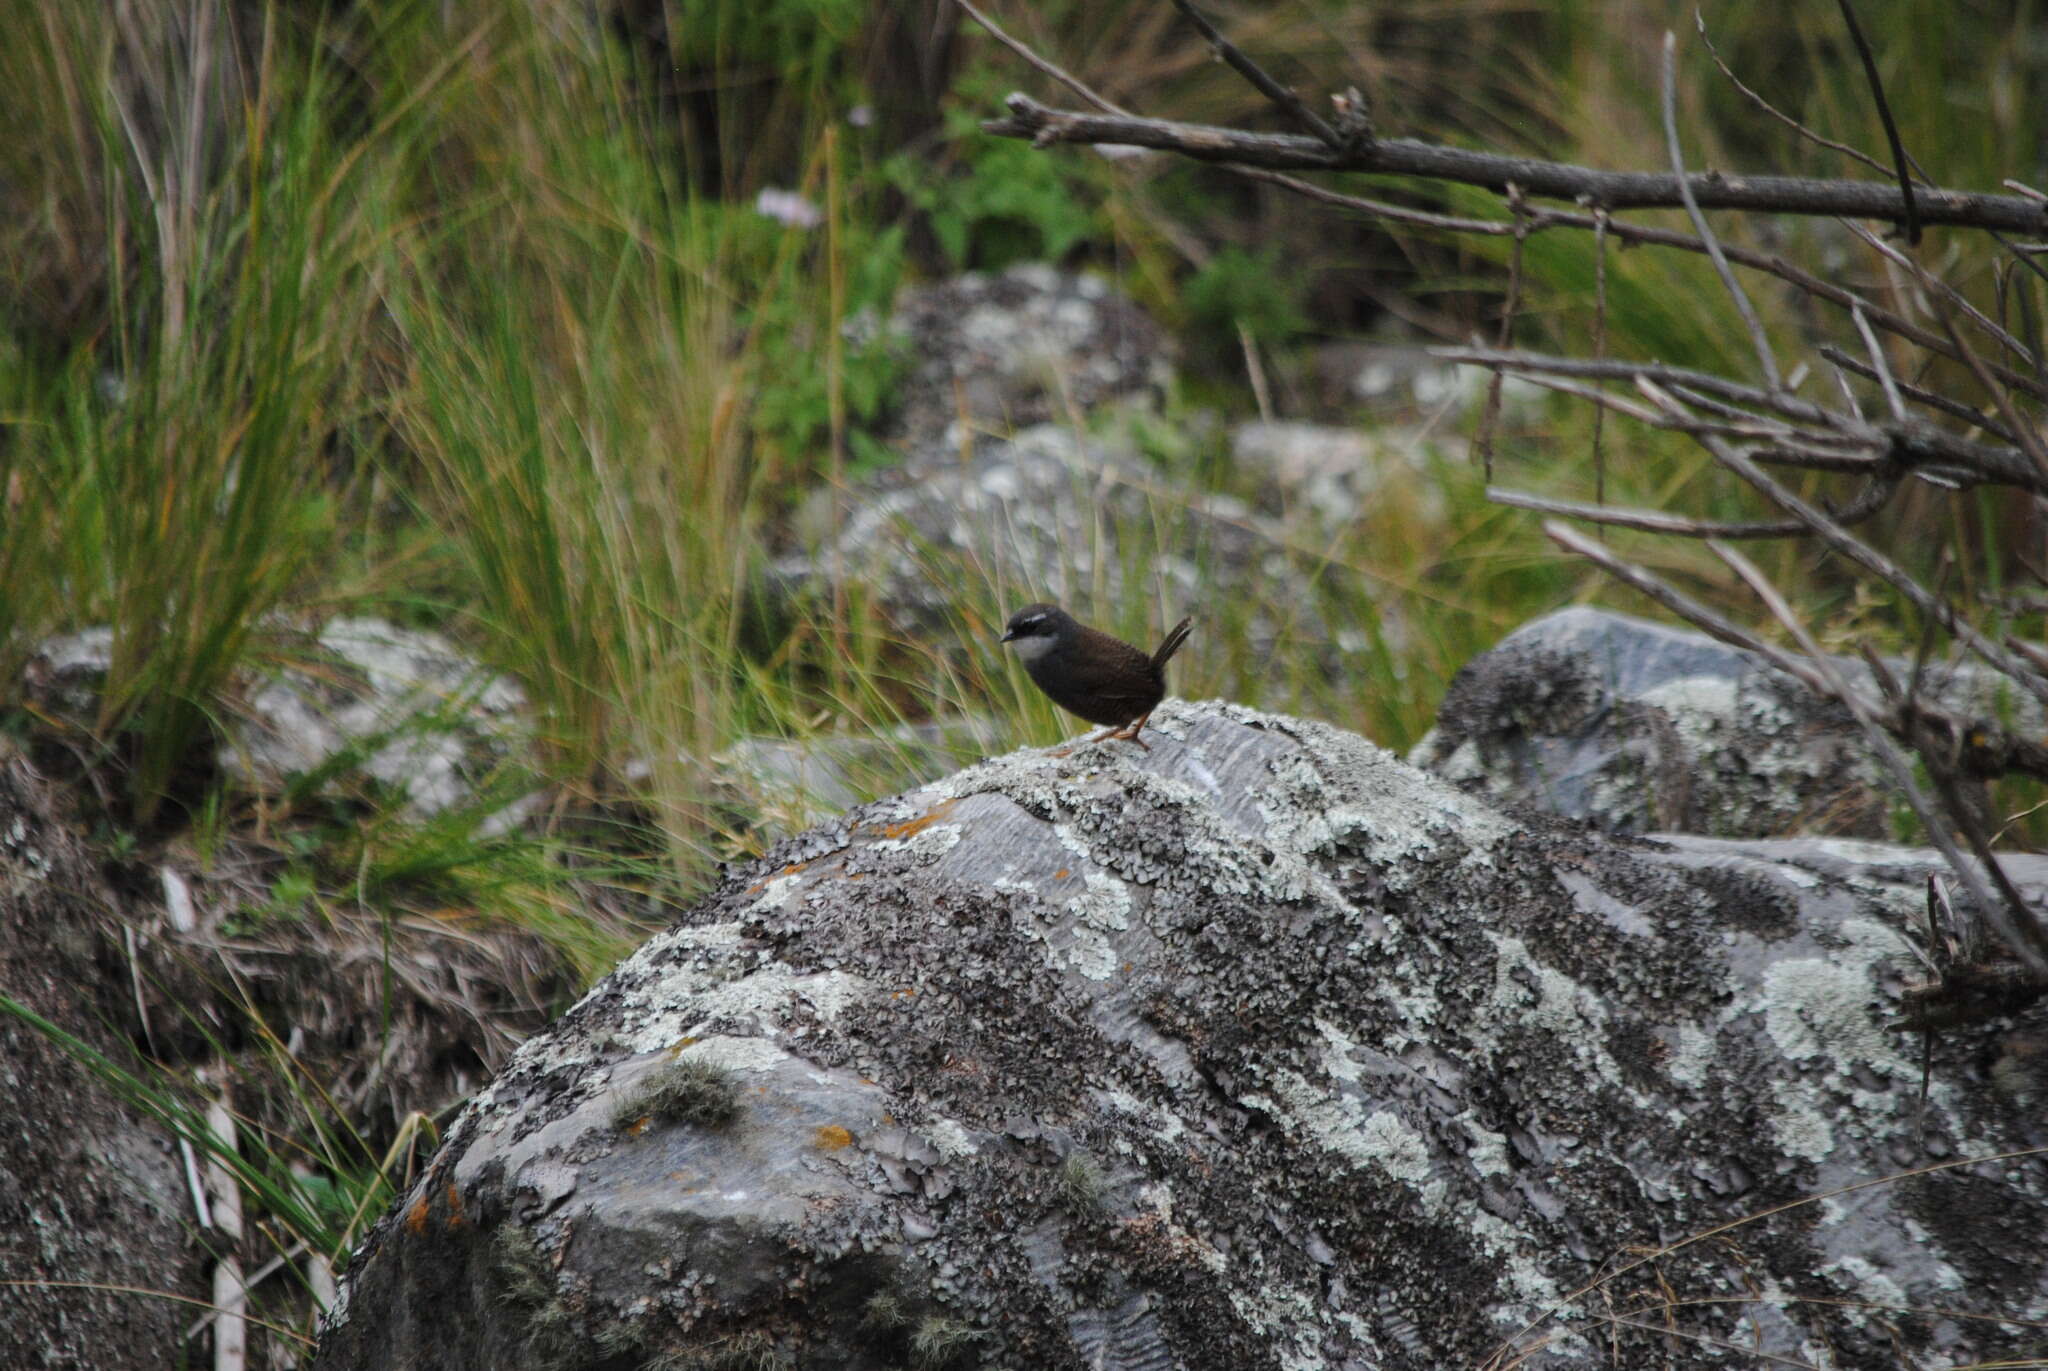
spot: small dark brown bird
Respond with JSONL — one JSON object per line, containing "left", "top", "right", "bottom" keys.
{"left": 1000, "top": 603, "right": 1194, "bottom": 750}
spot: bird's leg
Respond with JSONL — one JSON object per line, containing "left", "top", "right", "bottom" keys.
{"left": 1105, "top": 713, "right": 1154, "bottom": 749}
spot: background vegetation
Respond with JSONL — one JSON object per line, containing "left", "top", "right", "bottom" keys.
{"left": 2, "top": 0, "right": 2045, "bottom": 1347}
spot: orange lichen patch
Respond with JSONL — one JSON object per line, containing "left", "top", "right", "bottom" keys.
{"left": 664, "top": 1037, "right": 701, "bottom": 1058}
{"left": 813, "top": 1124, "right": 855, "bottom": 1151}
{"left": 746, "top": 881, "right": 766, "bottom": 895}
{"left": 405, "top": 1196, "right": 432, "bottom": 1236}
{"left": 622, "top": 1114, "right": 651, "bottom": 1136}
{"left": 875, "top": 798, "right": 958, "bottom": 840}
{"left": 444, "top": 1184, "right": 465, "bottom": 1229}
{"left": 892, "top": 987, "right": 917, "bottom": 999}
{"left": 779, "top": 861, "right": 811, "bottom": 877}
{"left": 1054, "top": 868, "right": 1070, "bottom": 880}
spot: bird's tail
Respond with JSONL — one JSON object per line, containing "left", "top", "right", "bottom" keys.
{"left": 1151, "top": 616, "right": 1194, "bottom": 670}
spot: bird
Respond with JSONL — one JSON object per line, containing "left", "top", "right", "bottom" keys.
{"left": 999, "top": 603, "right": 1193, "bottom": 750}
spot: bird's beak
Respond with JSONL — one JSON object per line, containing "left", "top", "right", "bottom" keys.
{"left": 999, "top": 628, "right": 1018, "bottom": 643}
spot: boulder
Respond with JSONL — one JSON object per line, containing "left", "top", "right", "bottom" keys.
{"left": 1411, "top": 606, "right": 2042, "bottom": 839}
{"left": 774, "top": 424, "right": 1312, "bottom": 649}
{"left": 1229, "top": 419, "right": 1444, "bottom": 527}
{"left": 28, "top": 618, "right": 534, "bottom": 825}
{"left": 879, "top": 264, "right": 1173, "bottom": 450}
{"left": 0, "top": 745, "right": 203, "bottom": 1370}
{"left": 312, "top": 701, "right": 2047, "bottom": 1370}
{"left": 715, "top": 716, "right": 1007, "bottom": 830}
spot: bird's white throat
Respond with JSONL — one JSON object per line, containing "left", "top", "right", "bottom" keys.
{"left": 1007, "top": 634, "right": 1056, "bottom": 663}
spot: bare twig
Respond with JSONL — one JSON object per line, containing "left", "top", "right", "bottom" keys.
{"left": 1592, "top": 209, "right": 1611, "bottom": 509}
{"left": 1662, "top": 32, "right": 1780, "bottom": 391}
{"left": 1708, "top": 540, "right": 2044, "bottom": 969}
{"left": 1541, "top": 520, "right": 1829, "bottom": 693}
{"left": 1851, "top": 304, "right": 1907, "bottom": 422}
{"left": 1817, "top": 344, "right": 2013, "bottom": 441}
{"left": 1493, "top": 470, "right": 1898, "bottom": 539}
{"left": 1833, "top": 0, "right": 1921, "bottom": 244}
{"left": 1844, "top": 219, "right": 2033, "bottom": 365}
{"left": 1702, "top": 433, "right": 2048, "bottom": 708}
{"left": 1165, "top": 0, "right": 1340, "bottom": 145}
{"left": 1440, "top": 347, "right": 2048, "bottom": 491}
{"left": 1694, "top": 8, "right": 1900, "bottom": 180}
{"left": 954, "top": 2, "right": 1131, "bottom": 116}
{"left": 984, "top": 93, "right": 2048, "bottom": 232}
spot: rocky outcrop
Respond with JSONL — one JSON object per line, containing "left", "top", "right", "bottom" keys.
{"left": 879, "top": 264, "right": 1172, "bottom": 450}
{"left": 312, "top": 701, "right": 2048, "bottom": 1371}
{"left": 1411, "top": 606, "right": 2042, "bottom": 839}
{"left": 774, "top": 424, "right": 1318, "bottom": 650}
{"left": 27, "top": 618, "right": 533, "bottom": 823}
{"left": 0, "top": 746, "right": 202, "bottom": 1371}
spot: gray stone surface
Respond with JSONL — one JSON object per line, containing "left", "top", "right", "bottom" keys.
{"left": 1411, "top": 606, "right": 2043, "bottom": 839}
{"left": 222, "top": 617, "right": 533, "bottom": 822}
{"left": 1230, "top": 419, "right": 1444, "bottom": 526}
{"left": 777, "top": 423, "right": 1298, "bottom": 634}
{"left": 717, "top": 715, "right": 1007, "bottom": 829}
{"left": 0, "top": 746, "right": 202, "bottom": 1370}
{"left": 29, "top": 618, "right": 534, "bottom": 824}
{"left": 879, "top": 264, "right": 1173, "bottom": 450}
{"left": 313, "top": 701, "right": 2048, "bottom": 1371}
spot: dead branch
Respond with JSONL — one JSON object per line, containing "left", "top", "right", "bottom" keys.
{"left": 984, "top": 93, "right": 2048, "bottom": 234}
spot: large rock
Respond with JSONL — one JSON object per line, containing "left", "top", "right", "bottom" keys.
{"left": 1411, "top": 606, "right": 2042, "bottom": 839}
{"left": 775, "top": 424, "right": 1318, "bottom": 650}
{"left": 0, "top": 745, "right": 202, "bottom": 1370}
{"left": 27, "top": 618, "right": 534, "bottom": 824}
{"left": 313, "top": 701, "right": 2045, "bottom": 1370}
{"left": 878, "top": 264, "right": 1173, "bottom": 450}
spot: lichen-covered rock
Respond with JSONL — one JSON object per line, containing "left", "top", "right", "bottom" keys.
{"left": 879, "top": 264, "right": 1172, "bottom": 450}
{"left": 0, "top": 746, "right": 201, "bottom": 1370}
{"left": 1229, "top": 419, "right": 1445, "bottom": 527}
{"left": 220, "top": 617, "right": 534, "bottom": 822}
{"left": 27, "top": 618, "right": 535, "bottom": 824}
{"left": 1411, "top": 606, "right": 2042, "bottom": 839}
{"left": 312, "top": 700, "right": 2047, "bottom": 1370}
{"left": 774, "top": 424, "right": 1313, "bottom": 647}
{"left": 715, "top": 715, "right": 1006, "bottom": 829}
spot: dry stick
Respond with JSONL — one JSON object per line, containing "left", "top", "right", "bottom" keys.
{"left": 1512, "top": 372, "right": 1855, "bottom": 455}
{"left": 1494, "top": 468, "right": 1899, "bottom": 540}
{"left": 1478, "top": 188, "right": 1532, "bottom": 481}
{"left": 1592, "top": 208, "right": 1611, "bottom": 512}
{"left": 1817, "top": 344, "right": 2013, "bottom": 440}
{"left": 984, "top": 93, "right": 2048, "bottom": 231}
{"left": 1443, "top": 347, "right": 2045, "bottom": 489}
{"left": 1702, "top": 430, "right": 2048, "bottom": 708}
{"left": 1440, "top": 347, "right": 1836, "bottom": 425}
{"left": 1694, "top": 7, "right": 1899, "bottom": 179}
{"left": 1708, "top": 540, "right": 2030, "bottom": 969}
{"left": 1844, "top": 218, "right": 2034, "bottom": 365}
{"left": 204, "top": 1082, "right": 248, "bottom": 1371}
{"left": 953, "top": 0, "right": 1132, "bottom": 116}
{"left": 1660, "top": 31, "right": 1780, "bottom": 391}
{"left": 1833, "top": 0, "right": 1921, "bottom": 244}
{"left": 1699, "top": 454, "right": 2048, "bottom": 973}
{"left": 1540, "top": 521, "right": 1830, "bottom": 693}
{"left": 1498, "top": 489, "right": 1809, "bottom": 539}
{"left": 1165, "top": 0, "right": 1340, "bottom": 145}
{"left": 1926, "top": 288, "right": 2048, "bottom": 480}
{"left": 990, "top": 87, "right": 2048, "bottom": 405}
{"left": 1851, "top": 304, "right": 1907, "bottom": 422}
